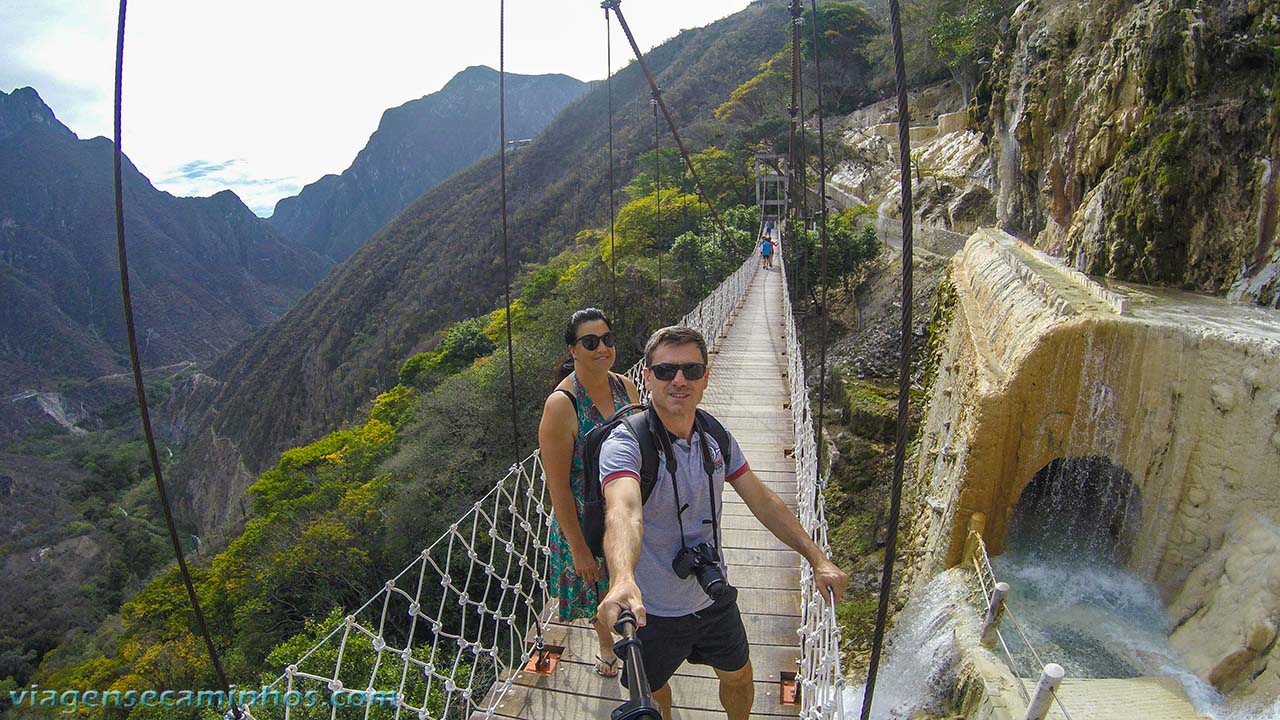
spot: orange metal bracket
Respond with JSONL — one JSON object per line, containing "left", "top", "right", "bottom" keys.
{"left": 780, "top": 671, "right": 799, "bottom": 705}
{"left": 523, "top": 644, "right": 564, "bottom": 676}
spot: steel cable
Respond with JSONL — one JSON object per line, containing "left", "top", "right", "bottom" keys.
{"left": 111, "top": 2, "right": 242, "bottom": 716}
{"left": 602, "top": 0, "right": 735, "bottom": 253}
{"left": 499, "top": 0, "right": 520, "bottom": 458}
{"left": 606, "top": 5, "right": 618, "bottom": 312}
{"left": 860, "top": 0, "right": 915, "bottom": 712}
{"left": 808, "top": 0, "right": 832, "bottom": 485}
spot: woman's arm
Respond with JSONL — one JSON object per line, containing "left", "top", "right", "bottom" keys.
{"left": 537, "top": 392, "right": 600, "bottom": 581}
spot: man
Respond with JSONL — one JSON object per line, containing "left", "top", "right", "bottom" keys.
{"left": 597, "top": 326, "right": 847, "bottom": 720}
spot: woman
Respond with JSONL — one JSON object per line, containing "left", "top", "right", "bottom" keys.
{"left": 538, "top": 308, "right": 640, "bottom": 677}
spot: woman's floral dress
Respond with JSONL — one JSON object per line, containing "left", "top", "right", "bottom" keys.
{"left": 548, "top": 372, "right": 630, "bottom": 620}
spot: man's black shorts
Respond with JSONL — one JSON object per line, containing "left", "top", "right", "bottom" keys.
{"left": 619, "top": 597, "right": 750, "bottom": 691}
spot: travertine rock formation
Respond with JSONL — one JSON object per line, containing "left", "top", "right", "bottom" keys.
{"left": 905, "top": 229, "right": 1280, "bottom": 697}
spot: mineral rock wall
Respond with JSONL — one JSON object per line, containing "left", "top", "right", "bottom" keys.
{"left": 981, "top": 0, "right": 1280, "bottom": 305}
{"left": 905, "top": 228, "right": 1280, "bottom": 696}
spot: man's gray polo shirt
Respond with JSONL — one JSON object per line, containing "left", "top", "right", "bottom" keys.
{"left": 599, "top": 421, "right": 749, "bottom": 617}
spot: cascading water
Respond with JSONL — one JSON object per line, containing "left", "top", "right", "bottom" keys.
{"left": 995, "top": 15, "right": 1033, "bottom": 232}
{"left": 999, "top": 462, "right": 1279, "bottom": 720}
{"left": 841, "top": 570, "right": 972, "bottom": 719}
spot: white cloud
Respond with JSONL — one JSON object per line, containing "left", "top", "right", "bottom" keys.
{"left": 2, "top": 0, "right": 753, "bottom": 216}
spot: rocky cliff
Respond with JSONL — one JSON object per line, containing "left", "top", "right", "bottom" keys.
{"left": 269, "top": 67, "right": 588, "bottom": 262}
{"left": 982, "top": 0, "right": 1280, "bottom": 305}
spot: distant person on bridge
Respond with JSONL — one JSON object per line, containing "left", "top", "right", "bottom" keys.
{"left": 761, "top": 235, "right": 774, "bottom": 269}
{"left": 539, "top": 308, "right": 641, "bottom": 678}
{"left": 597, "top": 326, "right": 847, "bottom": 720}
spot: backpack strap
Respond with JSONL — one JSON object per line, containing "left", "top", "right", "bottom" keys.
{"left": 694, "top": 408, "right": 733, "bottom": 477}
{"left": 621, "top": 410, "right": 661, "bottom": 503}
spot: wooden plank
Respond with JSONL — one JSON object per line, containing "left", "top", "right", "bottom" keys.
{"left": 536, "top": 622, "right": 800, "bottom": 681}
{"left": 724, "top": 565, "right": 801, "bottom": 590}
{"left": 721, "top": 501, "right": 794, "bottom": 516}
{"left": 736, "top": 588, "right": 802, "bottom": 616}
{"left": 546, "top": 613, "right": 799, "bottom": 656}
{"left": 508, "top": 661, "right": 799, "bottom": 717}
{"left": 490, "top": 678, "right": 799, "bottom": 719}
{"left": 721, "top": 528, "right": 791, "bottom": 551}
{"left": 724, "top": 547, "right": 801, "bottom": 568}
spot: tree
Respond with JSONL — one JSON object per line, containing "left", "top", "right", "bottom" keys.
{"left": 623, "top": 148, "right": 688, "bottom": 200}
{"left": 715, "top": 50, "right": 791, "bottom": 125}
{"left": 398, "top": 317, "right": 497, "bottom": 390}
{"left": 788, "top": 209, "right": 881, "bottom": 307}
{"left": 689, "top": 147, "right": 754, "bottom": 209}
{"left": 928, "top": 0, "right": 1005, "bottom": 105}
{"left": 802, "top": 2, "right": 882, "bottom": 113}
{"left": 614, "top": 190, "right": 709, "bottom": 250}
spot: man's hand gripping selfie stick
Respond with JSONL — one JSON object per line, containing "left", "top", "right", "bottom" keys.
{"left": 611, "top": 611, "right": 661, "bottom": 720}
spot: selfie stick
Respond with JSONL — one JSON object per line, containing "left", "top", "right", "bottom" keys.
{"left": 611, "top": 610, "right": 661, "bottom": 720}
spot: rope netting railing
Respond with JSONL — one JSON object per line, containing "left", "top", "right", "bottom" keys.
{"left": 776, "top": 242, "right": 848, "bottom": 719}
{"left": 268, "top": 247, "right": 762, "bottom": 719}
{"left": 965, "top": 530, "right": 1076, "bottom": 720}
{"left": 267, "top": 452, "right": 553, "bottom": 719}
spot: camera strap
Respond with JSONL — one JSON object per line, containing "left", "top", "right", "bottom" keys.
{"left": 650, "top": 411, "right": 691, "bottom": 550}
{"left": 648, "top": 411, "right": 724, "bottom": 558}
{"left": 693, "top": 415, "right": 724, "bottom": 562}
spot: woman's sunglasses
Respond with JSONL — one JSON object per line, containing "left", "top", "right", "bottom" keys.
{"left": 573, "top": 331, "right": 616, "bottom": 351}
{"left": 648, "top": 362, "right": 707, "bottom": 381}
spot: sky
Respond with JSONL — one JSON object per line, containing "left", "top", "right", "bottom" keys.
{"left": 1, "top": 0, "right": 755, "bottom": 216}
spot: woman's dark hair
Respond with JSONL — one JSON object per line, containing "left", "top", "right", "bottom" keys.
{"left": 552, "top": 308, "right": 613, "bottom": 385}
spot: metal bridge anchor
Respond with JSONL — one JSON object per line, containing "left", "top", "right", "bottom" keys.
{"left": 523, "top": 636, "right": 564, "bottom": 676}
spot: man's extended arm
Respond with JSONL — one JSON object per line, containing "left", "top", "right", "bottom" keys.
{"left": 731, "top": 468, "right": 848, "bottom": 603}
{"left": 598, "top": 476, "right": 647, "bottom": 628}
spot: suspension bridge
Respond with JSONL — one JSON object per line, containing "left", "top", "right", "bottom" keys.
{"left": 102, "top": 0, "right": 1229, "bottom": 717}
{"left": 262, "top": 232, "right": 848, "bottom": 719}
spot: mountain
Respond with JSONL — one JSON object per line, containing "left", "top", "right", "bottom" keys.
{"left": 268, "top": 66, "right": 588, "bottom": 262}
{"left": 0, "top": 87, "right": 333, "bottom": 439}
{"left": 174, "top": 2, "right": 792, "bottom": 535}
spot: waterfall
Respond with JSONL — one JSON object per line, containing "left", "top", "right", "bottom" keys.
{"left": 996, "top": 23, "right": 1032, "bottom": 232}
{"left": 842, "top": 570, "right": 971, "bottom": 719}
{"left": 999, "top": 508, "right": 1275, "bottom": 720}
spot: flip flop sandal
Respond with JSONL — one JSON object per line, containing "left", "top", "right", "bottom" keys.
{"left": 594, "top": 654, "right": 620, "bottom": 678}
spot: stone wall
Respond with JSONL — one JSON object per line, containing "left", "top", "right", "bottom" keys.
{"left": 904, "top": 228, "right": 1280, "bottom": 697}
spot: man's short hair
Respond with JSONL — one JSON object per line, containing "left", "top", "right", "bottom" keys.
{"left": 644, "top": 326, "right": 708, "bottom": 365}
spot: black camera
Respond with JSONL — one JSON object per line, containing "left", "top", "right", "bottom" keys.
{"left": 671, "top": 543, "right": 737, "bottom": 603}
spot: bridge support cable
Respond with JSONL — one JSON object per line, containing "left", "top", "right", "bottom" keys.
{"left": 601, "top": 0, "right": 734, "bottom": 251}
{"left": 777, "top": 247, "right": 848, "bottom": 719}
{"left": 605, "top": 5, "right": 618, "bottom": 312}
{"left": 273, "top": 252, "right": 760, "bottom": 716}
{"left": 111, "top": 2, "right": 242, "bottom": 717}
{"left": 861, "top": 0, "right": 915, "bottom": 707}
{"left": 808, "top": 0, "right": 834, "bottom": 481}
{"left": 786, "top": 0, "right": 802, "bottom": 299}
{"left": 499, "top": 0, "right": 521, "bottom": 460}
{"left": 654, "top": 96, "right": 666, "bottom": 321}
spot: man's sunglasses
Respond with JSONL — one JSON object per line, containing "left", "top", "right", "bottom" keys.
{"left": 573, "top": 331, "right": 616, "bottom": 351}
{"left": 648, "top": 362, "right": 707, "bottom": 381}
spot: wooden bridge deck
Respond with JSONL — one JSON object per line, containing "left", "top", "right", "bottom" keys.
{"left": 488, "top": 261, "right": 803, "bottom": 718}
